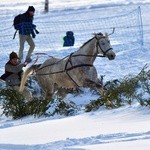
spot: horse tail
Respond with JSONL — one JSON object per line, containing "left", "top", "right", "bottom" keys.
{"left": 19, "top": 64, "right": 41, "bottom": 92}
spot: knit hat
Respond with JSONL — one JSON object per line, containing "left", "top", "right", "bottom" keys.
{"left": 9, "top": 52, "right": 19, "bottom": 60}
{"left": 27, "top": 6, "right": 35, "bottom": 12}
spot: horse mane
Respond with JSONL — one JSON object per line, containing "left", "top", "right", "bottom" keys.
{"left": 80, "top": 32, "right": 106, "bottom": 49}
{"left": 79, "top": 36, "right": 95, "bottom": 49}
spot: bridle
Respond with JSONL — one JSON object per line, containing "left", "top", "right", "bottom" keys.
{"left": 95, "top": 35, "right": 113, "bottom": 57}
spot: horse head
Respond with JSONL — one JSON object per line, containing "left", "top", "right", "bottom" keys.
{"left": 94, "top": 32, "right": 116, "bottom": 60}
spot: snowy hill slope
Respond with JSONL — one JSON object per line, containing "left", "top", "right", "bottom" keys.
{"left": 0, "top": 0, "right": 150, "bottom": 150}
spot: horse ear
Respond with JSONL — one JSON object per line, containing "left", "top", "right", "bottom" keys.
{"left": 98, "top": 32, "right": 103, "bottom": 36}
{"left": 93, "top": 32, "right": 103, "bottom": 38}
{"left": 93, "top": 33, "right": 97, "bottom": 36}
{"left": 105, "top": 32, "right": 108, "bottom": 38}
{"left": 93, "top": 33, "right": 99, "bottom": 39}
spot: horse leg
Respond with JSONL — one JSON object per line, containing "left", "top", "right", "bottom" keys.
{"left": 83, "top": 79, "right": 114, "bottom": 107}
{"left": 14, "top": 86, "right": 33, "bottom": 101}
{"left": 23, "top": 87, "right": 33, "bottom": 101}
{"left": 83, "top": 79, "right": 104, "bottom": 96}
{"left": 37, "top": 75, "right": 54, "bottom": 99}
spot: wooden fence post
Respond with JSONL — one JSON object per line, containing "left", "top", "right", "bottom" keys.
{"left": 44, "top": 0, "right": 49, "bottom": 12}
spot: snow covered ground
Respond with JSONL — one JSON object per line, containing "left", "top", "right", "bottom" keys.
{"left": 0, "top": 0, "right": 150, "bottom": 150}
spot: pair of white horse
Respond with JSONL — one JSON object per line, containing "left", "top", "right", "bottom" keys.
{"left": 19, "top": 32, "right": 116, "bottom": 99}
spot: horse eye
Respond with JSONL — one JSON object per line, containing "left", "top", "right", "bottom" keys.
{"left": 102, "top": 43, "right": 105, "bottom": 45}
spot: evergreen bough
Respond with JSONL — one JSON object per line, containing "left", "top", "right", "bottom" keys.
{"left": 0, "top": 65, "right": 149, "bottom": 118}
{"left": 85, "top": 65, "right": 150, "bottom": 112}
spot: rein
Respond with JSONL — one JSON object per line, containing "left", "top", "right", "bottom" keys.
{"left": 33, "top": 34, "right": 112, "bottom": 87}
{"left": 34, "top": 53, "right": 94, "bottom": 87}
{"left": 64, "top": 53, "right": 93, "bottom": 87}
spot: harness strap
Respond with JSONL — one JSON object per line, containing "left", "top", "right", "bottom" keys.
{"left": 35, "top": 64, "right": 93, "bottom": 76}
{"left": 37, "top": 53, "right": 93, "bottom": 87}
{"left": 66, "top": 64, "right": 93, "bottom": 71}
{"left": 65, "top": 53, "right": 74, "bottom": 70}
{"left": 63, "top": 52, "right": 94, "bottom": 87}
{"left": 63, "top": 53, "right": 80, "bottom": 87}
{"left": 65, "top": 64, "right": 93, "bottom": 88}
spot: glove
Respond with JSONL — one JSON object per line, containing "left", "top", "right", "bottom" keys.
{"left": 32, "top": 34, "right": 36, "bottom": 38}
{"left": 35, "top": 28, "right": 39, "bottom": 34}
{"left": 31, "top": 31, "right": 36, "bottom": 38}
{"left": 32, "top": 24, "right": 36, "bottom": 28}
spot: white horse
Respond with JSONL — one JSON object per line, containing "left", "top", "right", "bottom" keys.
{"left": 19, "top": 33, "right": 116, "bottom": 99}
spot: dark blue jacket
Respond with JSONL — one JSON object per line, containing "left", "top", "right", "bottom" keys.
{"left": 15, "top": 11, "right": 36, "bottom": 36}
{"left": 63, "top": 31, "right": 75, "bottom": 47}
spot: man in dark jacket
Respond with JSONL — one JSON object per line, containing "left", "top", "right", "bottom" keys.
{"left": 15, "top": 6, "right": 38, "bottom": 63}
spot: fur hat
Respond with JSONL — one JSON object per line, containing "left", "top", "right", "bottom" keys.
{"left": 9, "top": 52, "right": 19, "bottom": 60}
{"left": 27, "top": 6, "right": 35, "bottom": 12}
